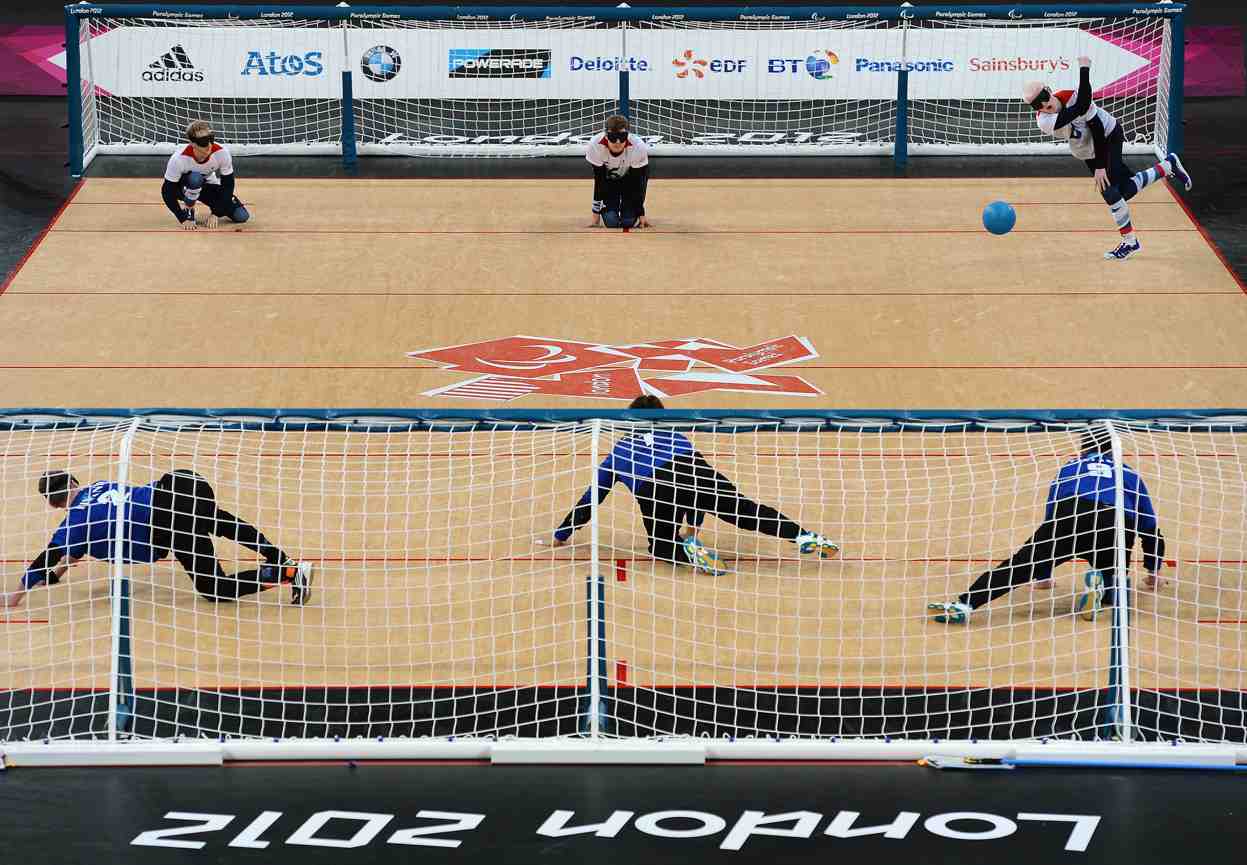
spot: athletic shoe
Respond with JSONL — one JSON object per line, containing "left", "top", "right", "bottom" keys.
{"left": 928, "top": 600, "right": 972, "bottom": 625}
{"left": 292, "top": 561, "right": 315, "bottom": 605}
{"left": 795, "top": 531, "right": 841, "bottom": 559}
{"left": 1167, "top": 152, "right": 1193, "bottom": 191}
{"left": 682, "top": 536, "right": 727, "bottom": 576}
{"left": 1074, "top": 569, "right": 1105, "bottom": 622}
{"left": 1104, "top": 237, "right": 1142, "bottom": 261}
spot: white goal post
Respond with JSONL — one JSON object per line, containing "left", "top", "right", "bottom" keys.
{"left": 1, "top": 408, "right": 1245, "bottom": 767}
{"left": 64, "top": 3, "right": 1185, "bottom": 172}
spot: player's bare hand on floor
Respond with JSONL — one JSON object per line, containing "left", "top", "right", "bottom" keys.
{"left": 635, "top": 216, "right": 652, "bottom": 229}
{"left": 204, "top": 214, "right": 220, "bottom": 229}
{"left": 588, "top": 213, "right": 602, "bottom": 228}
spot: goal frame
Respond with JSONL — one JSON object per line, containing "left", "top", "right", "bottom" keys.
{"left": 64, "top": 2, "right": 1186, "bottom": 174}
{"left": 1, "top": 407, "right": 1243, "bottom": 768}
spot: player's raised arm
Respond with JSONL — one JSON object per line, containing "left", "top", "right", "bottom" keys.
{"left": 1051, "top": 56, "right": 1093, "bottom": 129}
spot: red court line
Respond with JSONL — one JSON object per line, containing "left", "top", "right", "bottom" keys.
{"left": 0, "top": 556, "right": 1208, "bottom": 567}
{"left": 6, "top": 290, "right": 1238, "bottom": 297}
{"left": 16, "top": 683, "right": 1232, "bottom": 693}
{"left": 4, "top": 362, "right": 1246, "bottom": 370}
{"left": 1, "top": 619, "right": 49, "bottom": 624}
{"left": 1165, "top": 182, "right": 1247, "bottom": 296}
{"left": 616, "top": 659, "right": 628, "bottom": 685}
{"left": 68, "top": 200, "right": 1181, "bottom": 207}
{"left": 0, "top": 179, "right": 85, "bottom": 298}
{"left": 616, "top": 559, "right": 628, "bottom": 582}
{"left": 48, "top": 227, "right": 1199, "bottom": 236}
{"left": 1197, "top": 620, "right": 1247, "bottom": 624}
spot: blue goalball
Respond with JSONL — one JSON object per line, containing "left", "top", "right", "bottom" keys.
{"left": 982, "top": 200, "right": 1017, "bottom": 235}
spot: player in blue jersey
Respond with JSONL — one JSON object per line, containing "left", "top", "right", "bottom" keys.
{"left": 2, "top": 469, "right": 313, "bottom": 609}
{"left": 551, "top": 396, "right": 839, "bottom": 574}
{"left": 929, "top": 427, "right": 1166, "bottom": 625}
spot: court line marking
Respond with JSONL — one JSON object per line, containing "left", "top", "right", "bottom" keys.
{"left": 1164, "top": 182, "right": 1247, "bottom": 296}
{"left": 2, "top": 363, "right": 1244, "bottom": 370}
{"left": 0, "top": 178, "right": 84, "bottom": 299}
{"left": 46, "top": 227, "right": 1201, "bottom": 236}
{"left": 66, "top": 200, "right": 1182, "bottom": 207}
{"left": 6, "top": 291, "right": 1238, "bottom": 297}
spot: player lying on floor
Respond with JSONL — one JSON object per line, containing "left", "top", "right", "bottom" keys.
{"left": 587, "top": 115, "right": 651, "bottom": 230}
{"left": 2, "top": 469, "right": 313, "bottom": 608}
{"left": 160, "top": 120, "right": 250, "bottom": 231}
{"left": 550, "top": 395, "right": 838, "bottom": 574}
{"left": 928, "top": 427, "right": 1166, "bottom": 625}
{"left": 1024, "top": 55, "right": 1191, "bottom": 261}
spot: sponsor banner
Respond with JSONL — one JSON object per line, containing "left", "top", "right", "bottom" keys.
{"left": 72, "top": 26, "right": 1153, "bottom": 100}
{"left": 67, "top": 26, "right": 341, "bottom": 97}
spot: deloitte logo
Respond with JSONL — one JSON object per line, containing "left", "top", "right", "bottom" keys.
{"left": 361, "top": 45, "right": 401, "bottom": 82}
{"left": 143, "top": 44, "right": 204, "bottom": 83}
{"left": 805, "top": 50, "right": 839, "bottom": 79}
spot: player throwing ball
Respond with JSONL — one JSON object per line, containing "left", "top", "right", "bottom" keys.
{"left": 161, "top": 120, "right": 250, "bottom": 231}
{"left": 2, "top": 469, "right": 313, "bottom": 608}
{"left": 587, "top": 115, "right": 650, "bottom": 229}
{"left": 1024, "top": 56, "right": 1191, "bottom": 261}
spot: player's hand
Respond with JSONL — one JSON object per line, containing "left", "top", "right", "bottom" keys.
{"left": 179, "top": 217, "right": 198, "bottom": 231}
{"left": 1077, "top": 55, "right": 1091, "bottom": 68}
{"left": 204, "top": 213, "right": 220, "bottom": 229}
{"left": 551, "top": 536, "right": 569, "bottom": 548}
{"left": 1094, "top": 168, "right": 1109, "bottom": 192}
{"left": 588, "top": 212, "right": 602, "bottom": 228}
{"left": 1, "top": 590, "right": 25, "bottom": 609}
{"left": 635, "top": 216, "right": 651, "bottom": 229}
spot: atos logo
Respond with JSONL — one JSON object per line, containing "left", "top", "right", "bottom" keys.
{"left": 673, "top": 49, "right": 748, "bottom": 79}
{"left": 241, "top": 50, "right": 324, "bottom": 76}
{"left": 768, "top": 50, "right": 840, "bottom": 79}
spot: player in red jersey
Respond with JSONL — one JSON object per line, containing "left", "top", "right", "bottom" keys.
{"left": 160, "top": 120, "right": 250, "bottom": 230}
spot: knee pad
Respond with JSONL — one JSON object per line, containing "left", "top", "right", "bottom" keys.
{"left": 602, "top": 210, "right": 621, "bottom": 228}
{"left": 618, "top": 211, "right": 639, "bottom": 229}
{"left": 1100, "top": 185, "right": 1123, "bottom": 206}
{"left": 182, "top": 171, "right": 204, "bottom": 205}
{"left": 230, "top": 204, "right": 250, "bottom": 224}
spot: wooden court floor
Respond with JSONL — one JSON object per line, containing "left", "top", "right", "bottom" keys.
{"left": 0, "top": 177, "right": 1245, "bottom": 708}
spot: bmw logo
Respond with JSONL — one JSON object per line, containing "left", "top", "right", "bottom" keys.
{"left": 361, "top": 45, "right": 401, "bottom": 82}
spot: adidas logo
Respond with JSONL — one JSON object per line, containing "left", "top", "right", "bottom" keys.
{"left": 142, "top": 44, "right": 205, "bottom": 83}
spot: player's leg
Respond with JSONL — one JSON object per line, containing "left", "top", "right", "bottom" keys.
{"left": 1098, "top": 126, "right": 1144, "bottom": 261}
{"left": 636, "top": 474, "right": 683, "bottom": 565}
{"left": 685, "top": 454, "right": 839, "bottom": 558}
{"left": 930, "top": 499, "right": 1081, "bottom": 623}
{"left": 198, "top": 183, "right": 249, "bottom": 224}
{"left": 600, "top": 187, "right": 625, "bottom": 229}
{"left": 159, "top": 470, "right": 311, "bottom": 603}
{"left": 1071, "top": 503, "right": 1123, "bottom": 620}
{"left": 177, "top": 171, "right": 205, "bottom": 224}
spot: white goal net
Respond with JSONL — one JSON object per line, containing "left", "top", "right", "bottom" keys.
{"left": 66, "top": 4, "right": 1182, "bottom": 168}
{"left": 1, "top": 413, "right": 1243, "bottom": 760}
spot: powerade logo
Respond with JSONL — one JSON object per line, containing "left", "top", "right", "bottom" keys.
{"left": 569, "top": 56, "right": 649, "bottom": 72}
{"left": 672, "top": 49, "right": 748, "bottom": 79}
{"left": 241, "top": 50, "right": 324, "bottom": 76}
{"left": 768, "top": 50, "right": 840, "bottom": 79}
{"left": 449, "top": 49, "right": 552, "bottom": 78}
{"left": 854, "top": 57, "right": 955, "bottom": 72}
{"left": 361, "top": 45, "right": 401, "bottom": 82}
{"left": 143, "top": 44, "right": 204, "bottom": 83}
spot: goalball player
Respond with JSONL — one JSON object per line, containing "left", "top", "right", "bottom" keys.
{"left": 550, "top": 396, "right": 839, "bottom": 574}
{"left": 2, "top": 469, "right": 313, "bottom": 608}
{"left": 161, "top": 120, "right": 250, "bottom": 231}
{"left": 587, "top": 115, "right": 651, "bottom": 229}
{"left": 1024, "top": 56, "right": 1192, "bottom": 261}
{"left": 928, "top": 427, "right": 1165, "bottom": 625}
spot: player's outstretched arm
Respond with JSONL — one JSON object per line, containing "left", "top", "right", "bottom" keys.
{"left": 1052, "top": 56, "right": 1093, "bottom": 129}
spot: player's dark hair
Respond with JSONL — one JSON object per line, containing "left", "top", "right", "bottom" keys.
{"left": 38, "top": 470, "right": 79, "bottom": 507}
{"left": 605, "top": 115, "right": 629, "bottom": 133}
{"left": 1080, "top": 426, "right": 1112, "bottom": 455}
{"left": 629, "top": 395, "right": 664, "bottom": 410}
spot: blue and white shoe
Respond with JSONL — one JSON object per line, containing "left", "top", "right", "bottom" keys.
{"left": 1074, "top": 569, "right": 1105, "bottom": 622}
{"left": 1104, "top": 237, "right": 1142, "bottom": 261}
{"left": 928, "top": 601, "right": 972, "bottom": 625}
{"left": 795, "top": 531, "right": 840, "bottom": 559}
{"left": 682, "top": 536, "right": 727, "bottom": 576}
{"left": 1167, "top": 152, "right": 1192, "bottom": 191}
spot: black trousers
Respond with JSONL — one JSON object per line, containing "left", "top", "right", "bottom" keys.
{"left": 636, "top": 452, "right": 803, "bottom": 563}
{"left": 1084, "top": 124, "right": 1140, "bottom": 201}
{"left": 959, "top": 496, "right": 1132, "bottom": 610}
{"left": 148, "top": 470, "right": 288, "bottom": 601}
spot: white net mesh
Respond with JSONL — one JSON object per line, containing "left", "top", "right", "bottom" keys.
{"left": 2, "top": 418, "right": 1243, "bottom": 745}
{"left": 71, "top": 9, "right": 1175, "bottom": 162}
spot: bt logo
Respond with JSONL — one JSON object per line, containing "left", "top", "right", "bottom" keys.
{"left": 768, "top": 50, "right": 840, "bottom": 79}
{"left": 241, "top": 50, "right": 324, "bottom": 76}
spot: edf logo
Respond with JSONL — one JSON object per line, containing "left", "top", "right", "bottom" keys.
{"left": 242, "top": 50, "right": 324, "bottom": 76}
{"left": 673, "top": 49, "right": 748, "bottom": 78}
